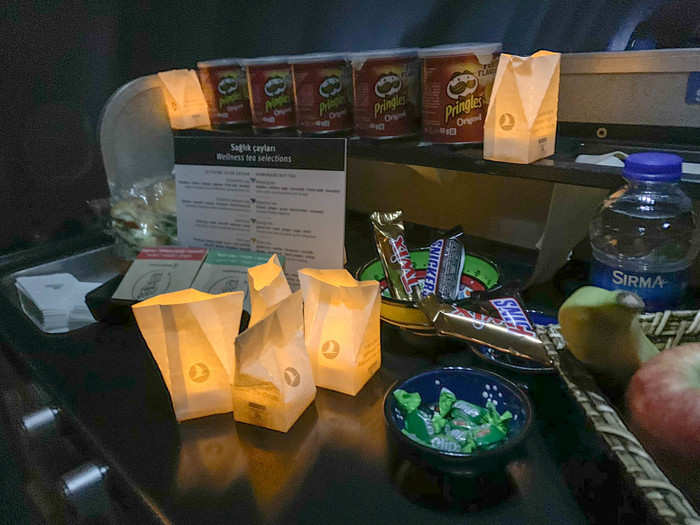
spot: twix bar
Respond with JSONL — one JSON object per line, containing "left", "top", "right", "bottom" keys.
{"left": 370, "top": 210, "right": 420, "bottom": 301}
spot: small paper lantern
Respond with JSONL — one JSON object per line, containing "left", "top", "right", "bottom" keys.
{"left": 298, "top": 268, "right": 381, "bottom": 396}
{"left": 133, "top": 288, "right": 243, "bottom": 421}
{"left": 247, "top": 254, "right": 291, "bottom": 326}
{"left": 157, "top": 69, "right": 211, "bottom": 129}
{"left": 233, "top": 291, "right": 316, "bottom": 432}
{"left": 483, "top": 51, "right": 561, "bottom": 164}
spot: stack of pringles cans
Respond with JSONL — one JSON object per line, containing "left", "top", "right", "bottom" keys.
{"left": 196, "top": 43, "right": 501, "bottom": 144}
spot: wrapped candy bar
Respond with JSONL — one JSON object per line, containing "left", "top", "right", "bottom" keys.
{"left": 369, "top": 210, "right": 420, "bottom": 301}
{"left": 418, "top": 294, "right": 549, "bottom": 365}
{"left": 422, "top": 232, "right": 465, "bottom": 302}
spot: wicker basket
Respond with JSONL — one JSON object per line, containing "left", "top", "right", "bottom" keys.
{"left": 539, "top": 319, "right": 700, "bottom": 525}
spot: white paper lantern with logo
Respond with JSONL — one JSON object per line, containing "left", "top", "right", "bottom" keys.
{"left": 233, "top": 291, "right": 316, "bottom": 432}
{"left": 132, "top": 289, "right": 244, "bottom": 421}
{"left": 298, "top": 268, "right": 381, "bottom": 396}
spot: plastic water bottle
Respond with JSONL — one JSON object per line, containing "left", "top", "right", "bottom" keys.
{"left": 589, "top": 152, "right": 698, "bottom": 311}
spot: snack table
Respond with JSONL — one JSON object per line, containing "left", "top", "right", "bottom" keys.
{"left": 0, "top": 214, "right": 659, "bottom": 524}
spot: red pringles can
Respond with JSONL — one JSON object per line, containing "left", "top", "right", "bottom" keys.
{"left": 243, "top": 56, "right": 295, "bottom": 132}
{"left": 289, "top": 52, "right": 353, "bottom": 135}
{"left": 349, "top": 48, "right": 420, "bottom": 139}
{"left": 197, "top": 58, "right": 251, "bottom": 128}
{"left": 419, "top": 43, "right": 501, "bottom": 144}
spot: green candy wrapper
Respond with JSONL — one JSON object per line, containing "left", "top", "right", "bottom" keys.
{"left": 393, "top": 389, "right": 422, "bottom": 413}
{"left": 430, "top": 433, "right": 462, "bottom": 453}
{"left": 404, "top": 409, "right": 435, "bottom": 443}
{"left": 431, "top": 411, "right": 448, "bottom": 434}
{"left": 472, "top": 423, "right": 506, "bottom": 447}
{"left": 438, "top": 387, "right": 456, "bottom": 417}
{"left": 395, "top": 388, "right": 513, "bottom": 454}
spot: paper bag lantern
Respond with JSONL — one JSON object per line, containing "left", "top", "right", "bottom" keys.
{"left": 247, "top": 254, "right": 291, "bottom": 326}
{"left": 157, "top": 69, "right": 211, "bottom": 129}
{"left": 233, "top": 291, "right": 315, "bottom": 432}
{"left": 133, "top": 289, "right": 244, "bottom": 421}
{"left": 483, "top": 51, "right": 561, "bottom": 164}
{"left": 298, "top": 269, "right": 381, "bottom": 396}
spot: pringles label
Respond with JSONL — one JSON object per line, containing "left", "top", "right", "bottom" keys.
{"left": 197, "top": 63, "right": 251, "bottom": 126}
{"left": 352, "top": 55, "right": 419, "bottom": 139}
{"left": 246, "top": 63, "right": 295, "bottom": 129}
{"left": 291, "top": 59, "right": 352, "bottom": 134}
{"left": 421, "top": 50, "right": 499, "bottom": 143}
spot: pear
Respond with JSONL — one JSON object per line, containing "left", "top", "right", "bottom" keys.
{"left": 558, "top": 286, "right": 659, "bottom": 389}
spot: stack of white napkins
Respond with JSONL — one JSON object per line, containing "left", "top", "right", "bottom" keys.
{"left": 15, "top": 274, "right": 101, "bottom": 333}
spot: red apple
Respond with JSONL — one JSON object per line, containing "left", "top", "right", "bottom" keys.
{"left": 626, "top": 343, "right": 700, "bottom": 461}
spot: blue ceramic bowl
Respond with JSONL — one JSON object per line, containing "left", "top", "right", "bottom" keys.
{"left": 384, "top": 367, "right": 533, "bottom": 474}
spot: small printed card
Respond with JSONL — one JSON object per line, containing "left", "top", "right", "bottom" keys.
{"left": 112, "top": 247, "right": 207, "bottom": 301}
{"left": 191, "top": 249, "right": 279, "bottom": 313}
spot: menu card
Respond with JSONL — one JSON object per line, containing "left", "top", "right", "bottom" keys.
{"left": 191, "top": 249, "right": 280, "bottom": 312}
{"left": 174, "top": 136, "right": 346, "bottom": 289}
{"left": 112, "top": 247, "right": 207, "bottom": 301}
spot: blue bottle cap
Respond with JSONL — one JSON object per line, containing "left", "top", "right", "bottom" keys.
{"left": 623, "top": 152, "right": 683, "bottom": 182}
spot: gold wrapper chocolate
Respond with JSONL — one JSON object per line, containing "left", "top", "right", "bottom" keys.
{"left": 417, "top": 294, "right": 550, "bottom": 365}
{"left": 369, "top": 210, "right": 420, "bottom": 301}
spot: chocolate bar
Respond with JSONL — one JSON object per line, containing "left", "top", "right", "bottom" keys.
{"left": 369, "top": 210, "right": 420, "bottom": 301}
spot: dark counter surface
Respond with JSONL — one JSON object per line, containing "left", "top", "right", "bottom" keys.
{"left": 0, "top": 213, "right": 644, "bottom": 524}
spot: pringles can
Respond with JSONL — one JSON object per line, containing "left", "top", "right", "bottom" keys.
{"left": 349, "top": 48, "right": 419, "bottom": 139}
{"left": 242, "top": 56, "right": 295, "bottom": 132}
{"left": 418, "top": 43, "right": 501, "bottom": 144}
{"left": 289, "top": 52, "right": 353, "bottom": 135}
{"left": 197, "top": 58, "right": 251, "bottom": 128}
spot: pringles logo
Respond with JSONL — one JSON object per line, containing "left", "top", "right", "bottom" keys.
{"left": 374, "top": 72, "right": 406, "bottom": 118}
{"left": 217, "top": 74, "right": 243, "bottom": 109}
{"left": 444, "top": 71, "right": 482, "bottom": 124}
{"left": 264, "top": 74, "right": 291, "bottom": 112}
{"left": 319, "top": 75, "right": 342, "bottom": 98}
{"left": 446, "top": 72, "right": 477, "bottom": 99}
{"left": 319, "top": 75, "right": 345, "bottom": 117}
{"left": 218, "top": 75, "right": 238, "bottom": 96}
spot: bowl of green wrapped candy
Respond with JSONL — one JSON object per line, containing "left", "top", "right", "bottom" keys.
{"left": 384, "top": 367, "right": 533, "bottom": 474}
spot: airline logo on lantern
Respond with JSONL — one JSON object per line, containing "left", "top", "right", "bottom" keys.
{"left": 322, "top": 340, "right": 340, "bottom": 359}
{"left": 189, "top": 362, "right": 210, "bottom": 383}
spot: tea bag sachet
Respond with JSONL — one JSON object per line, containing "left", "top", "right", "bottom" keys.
{"left": 133, "top": 288, "right": 244, "bottom": 421}
{"left": 247, "top": 254, "right": 292, "bottom": 326}
{"left": 298, "top": 268, "right": 381, "bottom": 396}
{"left": 483, "top": 50, "right": 561, "bottom": 164}
{"left": 233, "top": 291, "right": 316, "bottom": 432}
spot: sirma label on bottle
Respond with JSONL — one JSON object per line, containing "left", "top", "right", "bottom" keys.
{"left": 590, "top": 260, "right": 688, "bottom": 311}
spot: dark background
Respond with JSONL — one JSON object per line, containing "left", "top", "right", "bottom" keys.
{"left": 0, "top": 0, "right": 698, "bottom": 253}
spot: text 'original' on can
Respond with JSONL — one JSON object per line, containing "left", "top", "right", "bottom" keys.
{"left": 196, "top": 58, "right": 251, "bottom": 128}
{"left": 349, "top": 48, "right": 420, "bottom": 139}
{"left": 419, "top": 43, "right": 501, "bottom": 144}
{"left": 243, "top": 56, "right": 295, "bottom": 131}
{"left": 289, "top": 52, "right": 353, "bottom": 135}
